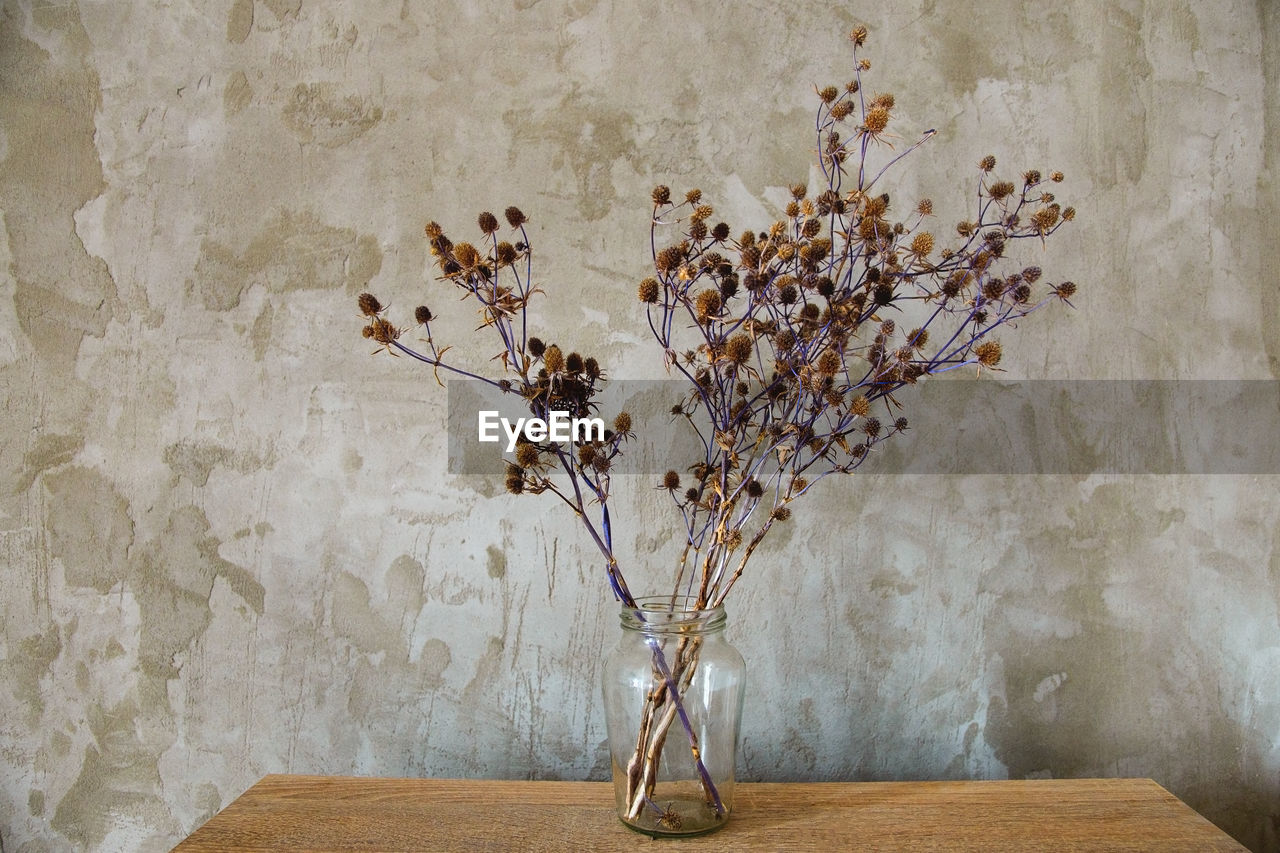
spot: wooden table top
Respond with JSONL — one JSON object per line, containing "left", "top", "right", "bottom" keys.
{"left": 172, "top": 775, "right": 1246, "bottom": 852}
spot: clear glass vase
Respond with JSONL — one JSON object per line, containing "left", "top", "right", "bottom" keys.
{"left": 600, "top": 596, "right": 745, "bottom": 837}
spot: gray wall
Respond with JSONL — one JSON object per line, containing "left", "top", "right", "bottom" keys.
{"left": 2, "top": 1, "right": 1277, "bottom": 850}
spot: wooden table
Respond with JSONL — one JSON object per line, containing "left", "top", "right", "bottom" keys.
{"left": 172, "top": 775, "right": 1246, "bottom": 851}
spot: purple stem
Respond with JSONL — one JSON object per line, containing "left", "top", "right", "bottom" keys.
{"left": 638, "top": 624, "right": 728, "bottom": 818}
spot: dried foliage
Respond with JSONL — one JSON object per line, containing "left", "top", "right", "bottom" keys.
{"left": 357, "top": 29, "right": 1078, "bottom": 608}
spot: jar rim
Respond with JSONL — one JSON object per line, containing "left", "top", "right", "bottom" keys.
{"left": 620, "top": 596, "right": 727, "bottom": 632}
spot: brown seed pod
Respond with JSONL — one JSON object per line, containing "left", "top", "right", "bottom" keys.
{"left": 975, "top": 340, "right": 1003, "bottom": 367}
{"left": 726, "top": 333, "right": 753, "bottom": 365}
{"left": 544, "top": 345, "right": 565, "bottom": 373}
{"left": 695, "top": 289, "right": 722, "bottom": 323}
{"left": 504, "top": 206, "right": 527, "bottom": 228}
{"left": 638, "top": 278, "right": 660, "bottom": 303}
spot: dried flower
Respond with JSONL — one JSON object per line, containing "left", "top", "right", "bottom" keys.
{"left": 516, "top": 442, "right": 541, "bottom": 469}
{"left": 975, "top": 340, "right": 1003, "bottom": 367}
{"left": 453, "top": 242, "right": 481, "bottom": 269}
{"left": 694, "top": 289, "right": 721, "bottom": 322}
{"left": 989, "top": 181, "right": 1015, "bottom": 200}
{"left": 864, "top": 106, "right": 890, "bottom": 135}
{"left": 637, "top": 275, "right": 660, "bottom": 302}
{"left": 357, "top": 27, "right": 1078, "bottom": 700}
{"left": 368, "top": 317, "right": 399, "bottom": 345}
{"left": 910, "top": 232, "right": 934, "bottom": 256}
{"left": 726, "top": 334, "right": 754, "bottom": 365}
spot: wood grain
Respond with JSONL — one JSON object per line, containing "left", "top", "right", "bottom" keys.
{"left": 172, "top": 776, "right": 1246, "bottom": 852}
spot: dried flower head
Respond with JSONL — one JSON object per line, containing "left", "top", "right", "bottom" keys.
{"left": 453, "top": 242, "right": 481, "bottom": 270}
{"left": 515, "top": 442, "right": 541, "bottom": 469}
{"left": 695, "top": 289, "right": 722, "bottom": 322}
{"left": 632, "top": 275, "right": 655, "bottom": 302}
{"left": 504, "top": 206, "right": 527, "bottom": 228}
{"left": 478, "top": 211, "right": 499, "bottom": 234}
{"left": 662, "top": 470, "right": 681, "bottom": 491}
{"left": 864, "top": 105, "right": 890, "bottom": 135}
{"left": 989, "top": 181, "right": 1015, "bottom": 200}
{"left": 1031, "top": 206, "right": 1061, "bottom": 234}
{"left": 358, "top": 292, "right": 383, "bottom": 317}
{"left": 414, "top": 305, "right": 434, "bottom": 324}
{"left": 544, "top": 344, "right": 565, "bottom": 373}
{"left": 726, "top": 333, "right": 754, "bottom": 365}
{"left": 975, "top": 340, "right": 1003, "bottom": 367}
{"left": 368, "top": 317, "right": 399, "bottom": 345}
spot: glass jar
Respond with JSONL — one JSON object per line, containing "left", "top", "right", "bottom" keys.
{"left": 600, "top": 596, "right": 745, "bottom": 836}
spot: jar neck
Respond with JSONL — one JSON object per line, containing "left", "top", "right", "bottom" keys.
{"left": 620, "top": 596, "right": 727, "bottom": 636}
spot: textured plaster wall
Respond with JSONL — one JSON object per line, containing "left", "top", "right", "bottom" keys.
{"left": 0, "top": 0, "right": 1277, "bottom": 850}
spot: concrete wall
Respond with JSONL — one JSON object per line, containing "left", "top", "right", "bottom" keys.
{"left": 1, "top": 1, "right": 1277, "bottom": 850}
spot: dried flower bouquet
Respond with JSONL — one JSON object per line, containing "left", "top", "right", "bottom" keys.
{"left": 357, "top": 27, "right": 1076, "bottom": 832}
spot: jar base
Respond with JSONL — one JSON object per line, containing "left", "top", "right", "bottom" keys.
{"left": 617, "top": 798, "right": 730, "bottom": 838}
